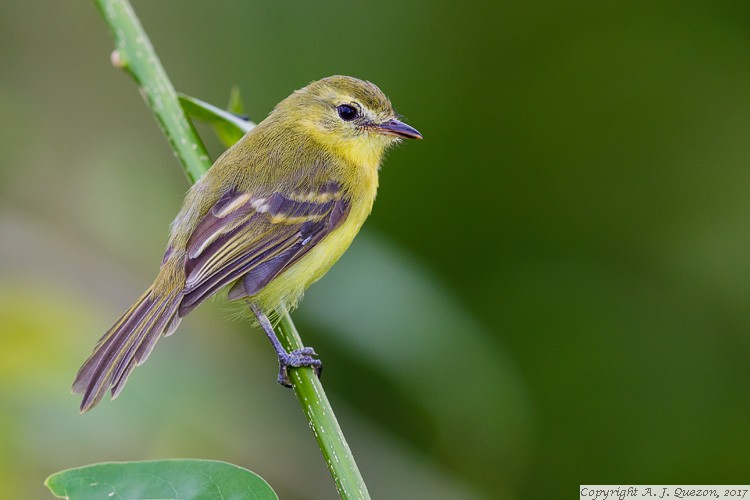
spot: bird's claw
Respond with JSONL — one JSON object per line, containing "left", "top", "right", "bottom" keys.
{"left": 277, "top": 347, "right": 323, "bottom": 387}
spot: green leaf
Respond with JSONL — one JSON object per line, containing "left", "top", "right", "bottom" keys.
{"left": 45, "top": 459, "right": 278, "bottom": 500}
{"left": 178, "top": 92, "right": 253, "bottom": 148}
{"left": 226, "top": 86, "right": 245, "bottom": 115}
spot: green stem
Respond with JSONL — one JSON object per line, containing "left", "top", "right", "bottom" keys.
{"left": 276, "top": 306, "right": 370, "bottom": 499}
{"left": 93, "top": 1, "right": 370, "bottom": 498}
{"left": 95, "top": 0, "right": 209, "bottom": 183}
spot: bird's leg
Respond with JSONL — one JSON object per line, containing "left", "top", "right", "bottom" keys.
{"left": 251, "top": 303, "right": 323, "bottom": 387}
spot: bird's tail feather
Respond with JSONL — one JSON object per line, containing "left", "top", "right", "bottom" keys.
{"left": 72, "top": 285, "right": 182, "bottom": 412}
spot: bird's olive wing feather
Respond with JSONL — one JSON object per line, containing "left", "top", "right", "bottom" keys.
{"left": 178, "top": 182, "right": 350, "bottom": 316}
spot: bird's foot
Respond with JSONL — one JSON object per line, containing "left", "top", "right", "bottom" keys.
{"left": 277, "top": 347, "right": 323, "bottom": 387}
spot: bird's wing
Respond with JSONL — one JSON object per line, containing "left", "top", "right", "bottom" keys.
{"left": 178, "top": 181, "right": 350, "bottom": 316}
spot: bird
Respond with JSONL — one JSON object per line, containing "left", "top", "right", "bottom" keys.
{"left": 72, "top": 75, "right": 422, "bottom": 412}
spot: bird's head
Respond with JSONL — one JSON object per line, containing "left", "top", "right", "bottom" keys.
{"left": 274, "top": 75, "right": 422, "bottom": 167}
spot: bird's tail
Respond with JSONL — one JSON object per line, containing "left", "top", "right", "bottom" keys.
{"left": 72, "top": 283, "right": 183, "bottom": 412}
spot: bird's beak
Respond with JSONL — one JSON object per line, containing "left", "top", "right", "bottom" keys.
{"left": 376, "top": 118, "right": 423, "bottom": 140}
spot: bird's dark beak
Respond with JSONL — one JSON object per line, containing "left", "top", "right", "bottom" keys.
{"left": 377, "top": 118, "right": 423, "bottom": 139}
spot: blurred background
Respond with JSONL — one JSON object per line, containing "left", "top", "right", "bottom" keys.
{"left": 3, "top": 1, "right": 750, "bottom": 498}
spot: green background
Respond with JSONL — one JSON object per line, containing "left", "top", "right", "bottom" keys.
{"left": 3, "top": 1, "right": 750, "bottom": 498}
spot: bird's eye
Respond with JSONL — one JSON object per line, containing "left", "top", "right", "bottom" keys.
{"left": 336, "top": 104, "right": 359, "bottom": 121}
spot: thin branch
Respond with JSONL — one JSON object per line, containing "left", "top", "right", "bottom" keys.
{"left": 93, "top": 1, "right": 370, "bottom": 498}
{"left": 95, "top": 0, "right": 209, "bottom": 183}
{"left": 277, "top": 306, "right": 370, "bottom": 498}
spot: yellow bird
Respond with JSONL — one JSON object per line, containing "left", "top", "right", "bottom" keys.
{"left": 72, "top": 75, "right": 422, "bottom": 412}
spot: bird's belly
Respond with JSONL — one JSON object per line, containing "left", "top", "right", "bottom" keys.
{"left": 250, "top": 197, "right": 372, "bottom": 311}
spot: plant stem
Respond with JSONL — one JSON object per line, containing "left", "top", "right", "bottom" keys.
{"left": 276, "top": 306, "right": 370, "bottom": 499}
{"left": 93, "top": 1, "right": 370, "bottom": 498}
{"left": 95, "top": 0, "right": 209, "bottom": 184}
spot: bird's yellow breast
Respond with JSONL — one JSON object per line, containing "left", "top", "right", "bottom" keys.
{"left": 251, "top": 188, "right": 376, "bottom": 311}
{"left": 251, "top": 158, "right": 379, "bottom": 310}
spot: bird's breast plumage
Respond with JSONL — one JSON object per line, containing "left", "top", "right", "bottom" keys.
{"left": 161, "top": 122, "right": 382, "bottom": 313}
